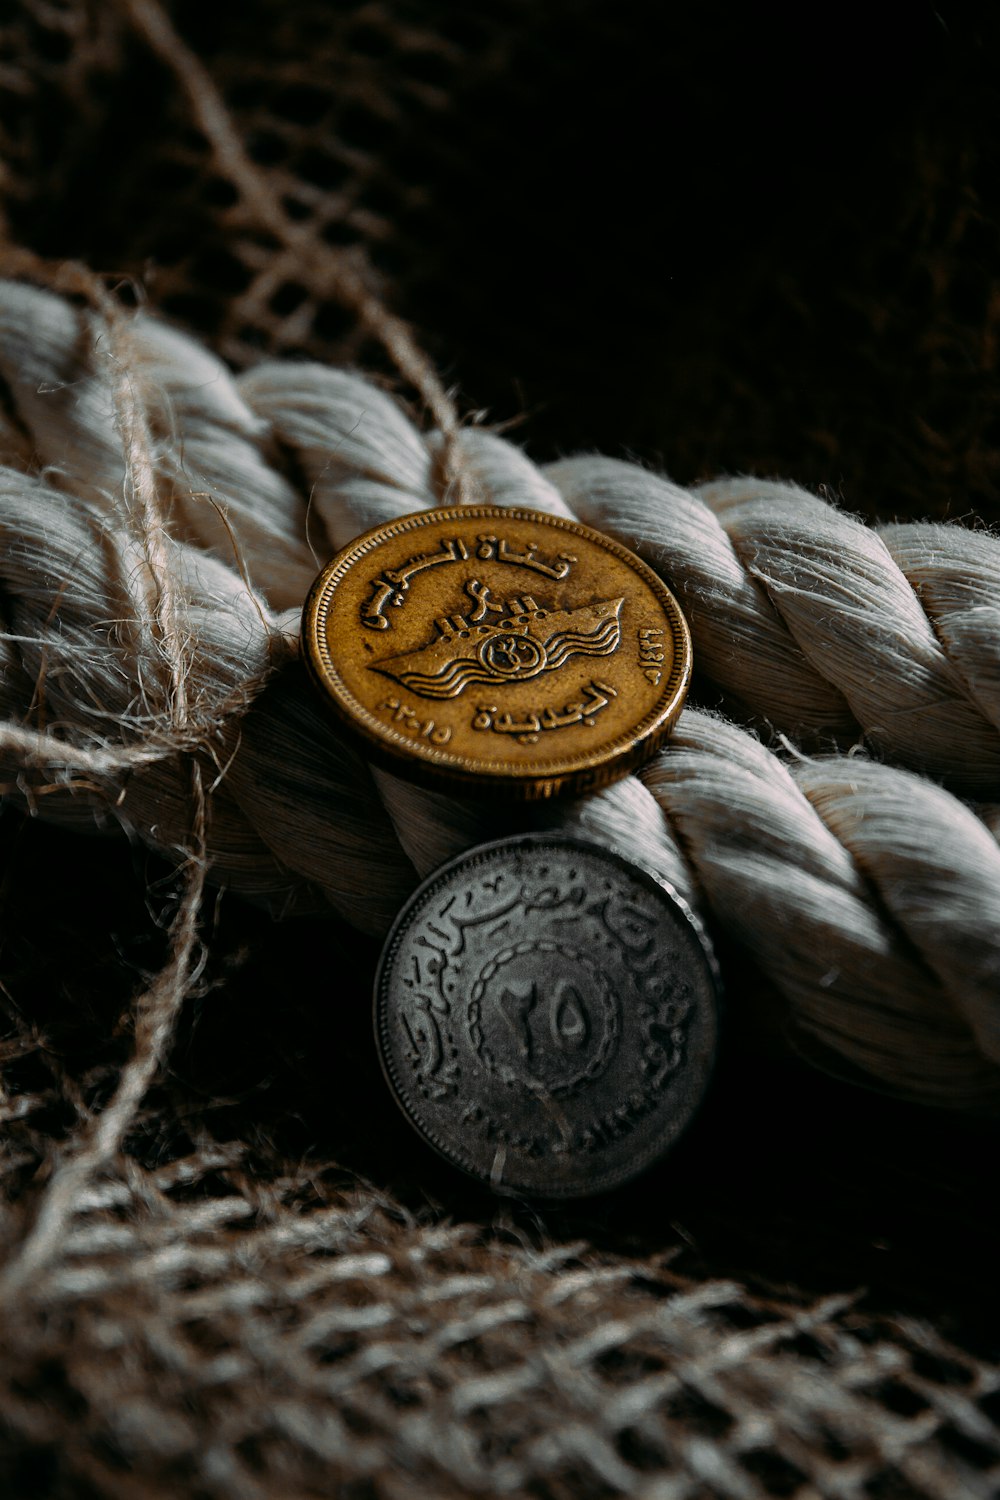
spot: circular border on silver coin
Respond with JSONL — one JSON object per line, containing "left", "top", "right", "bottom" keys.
{"left": 374, "top": 834, "right": 720, "bottom": 1198}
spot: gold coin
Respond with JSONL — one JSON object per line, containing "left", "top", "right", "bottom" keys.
{"left": 302, "top": 505, "right": 691, "bottom": 799}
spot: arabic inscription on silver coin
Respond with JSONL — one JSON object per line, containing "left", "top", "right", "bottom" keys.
{"left": 374, "top": 835, "right": 720, "bottom": 1197}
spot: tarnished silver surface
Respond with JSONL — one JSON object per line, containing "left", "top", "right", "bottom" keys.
{"left": 374, "top": 835, "right": 720, "bottom": 1197}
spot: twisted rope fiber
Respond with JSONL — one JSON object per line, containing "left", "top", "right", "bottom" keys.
{"left": 0, "top": 276, "right": 997, "bottom": 1150}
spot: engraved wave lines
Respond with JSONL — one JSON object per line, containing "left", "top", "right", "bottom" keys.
{"left": 390, "top": 659, "right": 518, "bottom": 699}
{"left": 386, "top": 616, "right": 622, "bottom": 699}
{"left": 542, "top": 617, "right": 620, "bottom": 672}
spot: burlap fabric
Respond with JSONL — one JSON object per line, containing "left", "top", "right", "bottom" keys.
{"left": 1, "top": 3, "right": 999, "bottom": 1495}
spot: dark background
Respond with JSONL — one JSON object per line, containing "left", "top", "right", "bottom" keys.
{"left": 6, "top": 0, "right": 1000, "bottom": 522}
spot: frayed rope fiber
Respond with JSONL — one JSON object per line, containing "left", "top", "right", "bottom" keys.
{"left": 1, "top": 276, "right": 999, "bottom": 1118}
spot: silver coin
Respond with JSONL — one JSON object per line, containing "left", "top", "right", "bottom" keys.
{"left": 374, "top": 834, "right": 720, "bottom": 1197}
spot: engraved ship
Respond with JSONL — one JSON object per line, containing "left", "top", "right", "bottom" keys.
{"left": 372, "top": 592, "right": 624, "bottom": 700}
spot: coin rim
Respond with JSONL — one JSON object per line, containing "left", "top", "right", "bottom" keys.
{"left": 302, "top": 505, "right": 692, "bottom": 799}
{"left": 373, "top": 832, "right": 721, "bottom": 1199}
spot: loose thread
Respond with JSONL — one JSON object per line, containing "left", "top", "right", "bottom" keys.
{"left": 0, "top": 744, "right": 208, "bottom": 1303}
{"left": 0, "top": 266, "right": 213, "bottom": 1289}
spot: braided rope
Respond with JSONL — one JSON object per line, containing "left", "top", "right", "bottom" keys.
{"left": 0, "top": 279, "right": 998, "bottom": 1115}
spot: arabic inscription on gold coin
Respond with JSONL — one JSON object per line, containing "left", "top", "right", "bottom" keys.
{"left": 302, "top": 506, "right": 691, "bottom": 798}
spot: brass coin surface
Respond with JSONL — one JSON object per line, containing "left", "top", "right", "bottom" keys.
{"left": 374, "top": 834, "right": 720, "bottom": 1198}
{"left": 302, "top": 505, "right": 691, "bottom": 798}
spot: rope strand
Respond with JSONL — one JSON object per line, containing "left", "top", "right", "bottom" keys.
{"left": 0, "top": 280, "right": 998, "bottom": 1109}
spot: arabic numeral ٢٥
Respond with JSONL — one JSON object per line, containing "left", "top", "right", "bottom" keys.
{"left": 498, "top": 979, "right": 591, "bottom": 1062}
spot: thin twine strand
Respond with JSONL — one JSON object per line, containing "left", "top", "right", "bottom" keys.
{"left": 0, "top": 774, "right": 207, "bottom": 1299}
{"left": 0, "top": 265, "right": 210, "bottom": 1300}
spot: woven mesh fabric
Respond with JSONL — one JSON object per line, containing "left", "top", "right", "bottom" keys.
{"left": 1, "top": 2, "right": 1000, "bottom": 1496}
